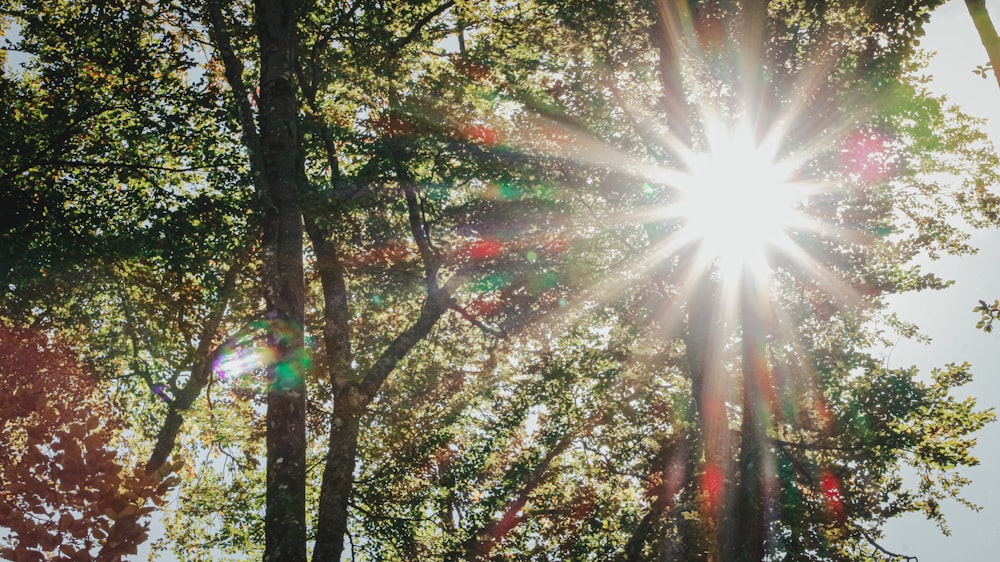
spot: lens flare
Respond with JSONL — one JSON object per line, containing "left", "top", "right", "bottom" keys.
{"left": 214, "top": 345, "right": 277, "bottom": 382}
{"left": 213, "top": 320, "right": 308, "bottom": 393}
{"left": 702, "top": 461, "right": 725, "bottom": 513}
{"left": 820, "top": 469, "right": 846, "bottom": 523}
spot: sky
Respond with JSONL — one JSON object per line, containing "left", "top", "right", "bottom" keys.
{"left": 881, "top": 0, "right": 1000, "bottom": 559}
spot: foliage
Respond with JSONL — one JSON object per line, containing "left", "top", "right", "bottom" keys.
{"left": 973, "top": 298, "right": 1000, "bottom": 332}
{"left": 0, "top": 326, "right": 178, "bottom": 561}
{"left": 1, "top": 0, "right": 998, "bottom": 561}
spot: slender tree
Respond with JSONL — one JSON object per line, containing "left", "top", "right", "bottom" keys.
{"left": 966, "top": 0, "right": 1000, "bottom": 91}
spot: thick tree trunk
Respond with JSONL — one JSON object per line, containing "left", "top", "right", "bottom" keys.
{"left": 729, "top": 301, "right": 766, "bottom": 562}
{"left": 726, "top": 274, "right": 772, "bottom": 562}
{"left": 255, "top": 1, "right": 307, "bottom": 561}
{"left": 966, "top": 0, "right": 1000, "bottom": 91}
{"left": 683, "top": 276, "right": 733, "bottom": 560}
{"left": 303, "top": 213, "right": 357, "bottom": 562}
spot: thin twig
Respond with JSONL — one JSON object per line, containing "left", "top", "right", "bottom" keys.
{"left": 449, "top": 301, "right": 505, "bottom": 339}
{"left": 863, "top": 530, "right": 918, "bottom": 561}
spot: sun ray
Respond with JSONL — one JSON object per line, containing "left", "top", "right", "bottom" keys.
{"left": 453, "top": 13, "right": 893, "bottom": 553}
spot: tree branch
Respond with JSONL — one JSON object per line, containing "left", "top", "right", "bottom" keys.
{"left": 31, "top": 159, "right": 220, "bottom": 173}
{"left": 203, "top": 0, "right": 274, "bottom": 212}
{"left": 966, "top": 0, "right": 1000, "bottom": 91}
{"left": 146, "top": 240, "right": 255, "bottom": 471}
{"left": 448, "top": 300, "right": 505, "bottom": 338}
{"left": 357, "top": 287, "right": 451, "bottom": 406}
{"left": 463, "top": 431, "right": 575, "bottom": 560}
{"left": 863, "top": 530, "right": 918, "bottom": 561}
{"left": 400, "top": 173, "right": 440, "bottom": 285}
{"left": 390, "top": 1, "right": 456, "bottom": 57}
{"left": 303, "top": 211, "right": 353, "bottom": 393}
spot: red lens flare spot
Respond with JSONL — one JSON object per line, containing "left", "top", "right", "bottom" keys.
{"left": 467, "top": 237, "right": 503, "bottom": 260}
{"left": 820, "top": 469, "right": 846, "bottom": 523}
{"left": 840, "top": 130, "right": 897, "bottom": 182}
{"left": 702, "top": 462, "right": 724, "bottom": 512}
{"left": 463, "top": 124, "right": 502, "bottom": 146}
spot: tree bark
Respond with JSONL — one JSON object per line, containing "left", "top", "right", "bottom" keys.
{"left": 683, "top": 275, "right": 734, "bottom": 560}
{"left": 965, "top": 0, "right": 1000, "bottom": 91}
{"left": 254, "top": 1, "right": 308, "bottom": 561}
{"left": 722, "top": 270, "right": 782, "bottom": 562}
{"left": 726, "top": 275, "right": 770, "bottom": 562}
{"left": 311, "top": 398, "right": 362, "bottom": 562}
{"left": 311, "top": 290, "right": 451, "bottom": 562}
{"left": 308, "top": 124, "right": 453, "bottom": 559}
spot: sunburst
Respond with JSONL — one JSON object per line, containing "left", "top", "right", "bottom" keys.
{"left": 658, "top": 118, "right": 815, "bottom": 282}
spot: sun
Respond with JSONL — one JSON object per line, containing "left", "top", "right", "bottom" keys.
{"left": 665, "top": 120, "right": 810, "bottom": 279}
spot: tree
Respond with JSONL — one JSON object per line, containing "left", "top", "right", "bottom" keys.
{"left": 0, "top": 325, "right": 177, "bottom": 561}
{"left": 966, "top": 0, "right": 1000, "bottom": 90}
{"left": 1, "top": 1, "right": 258, "bottom": 557}
{"left": 515, "top": 1, "right": 995, "bottom": 559}
{"left": 963, "top": 0, "right": 1000, "bottom": 330}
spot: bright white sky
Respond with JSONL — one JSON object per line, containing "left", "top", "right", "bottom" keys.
{"left": 882, "top": 0, "right": 1000, "bottom": 559}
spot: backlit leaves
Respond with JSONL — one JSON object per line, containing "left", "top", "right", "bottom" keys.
{"left": 0, "top": 326, "right": 175, "bottom": 560}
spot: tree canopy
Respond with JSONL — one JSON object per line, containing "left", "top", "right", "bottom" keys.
{"left": 1, "top": 1, "right": 998, "bottom": 561}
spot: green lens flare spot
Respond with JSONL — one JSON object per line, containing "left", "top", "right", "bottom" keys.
{"left": 472, "top": 272, "right": 512, "bottom": 293}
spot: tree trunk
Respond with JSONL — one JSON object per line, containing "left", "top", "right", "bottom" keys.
{"left": 311, "top": 291, "right": 450, "bottom": 561}
{"left": 312, "top": 399, "right": 362, "bottom": 562}
{"left": 966, "top": 0, "right": 1000, "bottom": 91}
{"left": 727, "top": 274, "right": 771, "bottom": 562}
{"left": 255, "top": 1, "right": 307, "bottom": 561}
{"left": 683, "top": 276, "right": 733, "bottom": 560}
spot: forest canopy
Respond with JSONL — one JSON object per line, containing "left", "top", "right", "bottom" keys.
{"left": 1, "top": 1, "right": 999, "bottom": 561}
